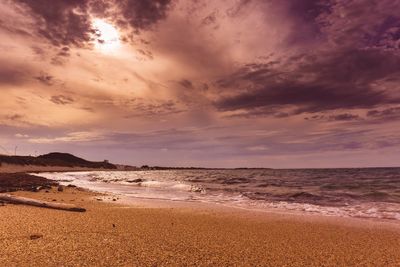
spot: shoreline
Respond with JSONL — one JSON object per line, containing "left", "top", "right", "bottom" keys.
{"left": 3, "top": 168, "right": 400, "bottom": 225}
{"left": 1, "top": 187, "right": 400, "bottom": 266}
{"left": 31, "top": 169, "right": 400, "bottom": 224}
{"left": 96, "top": 190, "right": 400, "bottom": 232}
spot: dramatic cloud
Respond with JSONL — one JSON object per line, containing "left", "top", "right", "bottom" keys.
{"left": 14, "top": 0, "right": 95, "bottom": 47}
{"left": 215, "top": 48, "right": 400, "bottom": 115}
{"left": 116, "top": 0, "right": 174, "bottom": 32}
{"left": 318, "top": 0, "right": 400, "bottom": 50}
{"left": 12, "top": 0, "right": 175, "bottom": 48}
{"left": 0, "top": 0, "right": 399, "bottom": 167}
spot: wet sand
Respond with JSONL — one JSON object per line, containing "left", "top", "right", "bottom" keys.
{"left": 1, "top": 187, "right": 400, "bottom": 266}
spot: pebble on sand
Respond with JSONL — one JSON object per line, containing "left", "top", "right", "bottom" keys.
{"left": 30, "top": 234, "right": 43, "bottom": 240}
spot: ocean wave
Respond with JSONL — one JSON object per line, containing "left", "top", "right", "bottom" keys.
{"left": 33, "top": 168, "right": 400, "bottom": 221}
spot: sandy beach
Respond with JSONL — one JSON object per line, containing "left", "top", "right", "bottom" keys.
{"left": 1, "top": 187, "right": 399, "bottom": 266}
{"left": 2, "top": 0, "right": 400, "bottom": 265}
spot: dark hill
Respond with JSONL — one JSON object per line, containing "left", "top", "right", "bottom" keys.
{"left": 0, "top": 152, "right": 116, "bottom": 169}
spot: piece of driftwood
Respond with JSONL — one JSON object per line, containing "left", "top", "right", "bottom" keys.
{"left": 0, "top": 194, "right": 86, "bottom": 212}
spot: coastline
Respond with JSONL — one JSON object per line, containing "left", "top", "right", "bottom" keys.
{"left": 36, "top": 169, "right": 400, "bottom": 222}
{"left": 1, "top": 187, "right": 400, "bottom": 266}
{"left": 100, "top": 193, "right": 400, "bottom": 231}
{"left": 0, "top": 163, "right": 118, "bottom": 173}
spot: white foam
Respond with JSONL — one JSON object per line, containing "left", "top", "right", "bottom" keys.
{"left": 32, "top": 171, "right": 400, "bottom": 221}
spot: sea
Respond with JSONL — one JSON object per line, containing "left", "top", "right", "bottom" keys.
{"left": 35, "top": 168, "right": 400, "bottom": 221}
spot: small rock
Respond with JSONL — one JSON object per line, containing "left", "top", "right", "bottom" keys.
{"left": 57, "top": 185, "right": 64, "bottom": 192}
{"left": 30, "top": 234, "right": 43, "bottom": 240}
{"left": 52, "top": 199, "right": 57, "bottom": 202}
{"left": 45, "top": 190, "right": 49, "bottom": 193}
{"left": 112, "top": 224, "right": 116, "bottom": 228}
{"left": 67, "top": 184, "right": 77, "bottom": 188}
{"left": 112, "top": 198, "right": 117, "bottom": 201}
{"left": 96, "top": 198, "right": 103, "bottom": 201}
{"left": 31, "top": 186, "right": 40, "bottom": 192}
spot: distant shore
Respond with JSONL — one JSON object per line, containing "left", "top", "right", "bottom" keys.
{"left": 0, "top": 163, "right": 115, "bottom": 174}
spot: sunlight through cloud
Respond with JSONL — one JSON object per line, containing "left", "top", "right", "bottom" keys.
{"left": 93, "top": 19, "right": 120, "bottom": 53}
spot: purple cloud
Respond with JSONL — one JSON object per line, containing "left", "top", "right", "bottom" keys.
{"left": 215, "top": 48, "right": 400, "bottom": 115}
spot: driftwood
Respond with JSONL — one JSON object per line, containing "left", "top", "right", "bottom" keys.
{"left": 0, "top": 194, "right": 86, "bottom": 212}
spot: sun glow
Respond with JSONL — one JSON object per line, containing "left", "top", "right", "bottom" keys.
{"left": 93, "top": 19, "right": 120, "bottom": 53}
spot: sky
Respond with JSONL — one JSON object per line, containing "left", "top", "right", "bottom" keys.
{"left": 0, "top": 0, "right": 399, "bottom": 168}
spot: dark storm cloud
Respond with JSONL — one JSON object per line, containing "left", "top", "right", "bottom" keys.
{"left": 279, "top": 0, "right": 333, "bottom": 45}
{"left": 214, "top": 0, "right": 400, "bottom": 117}
{"left": 15, "top": 0, "right": 95, "bottom": 48}
{"left": 115, "top": 0, "right": 174, "bottom": 32}
{"left": 88, "top": 0, "right": 112, "bottom": 16}
{"left": 286, "top": 0, "right": 330, "bottom": 24}
{"left": 317, "top": 0, "right": 400, "bottom": 50}
{"left": 215, "top": 48, "right": 400, "bottom": 115}
{"left": 13, "top": 0, "right": 174, "bottom": 48}
{"left": 2, "top": 0, "right": 400, "bottom": 167}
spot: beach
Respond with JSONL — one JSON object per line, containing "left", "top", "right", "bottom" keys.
{"left": 2, "top": 0, "right": 400, "bottom": 265}
{"left": 1, "top": 186, "right": 400, "bottom": 266}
